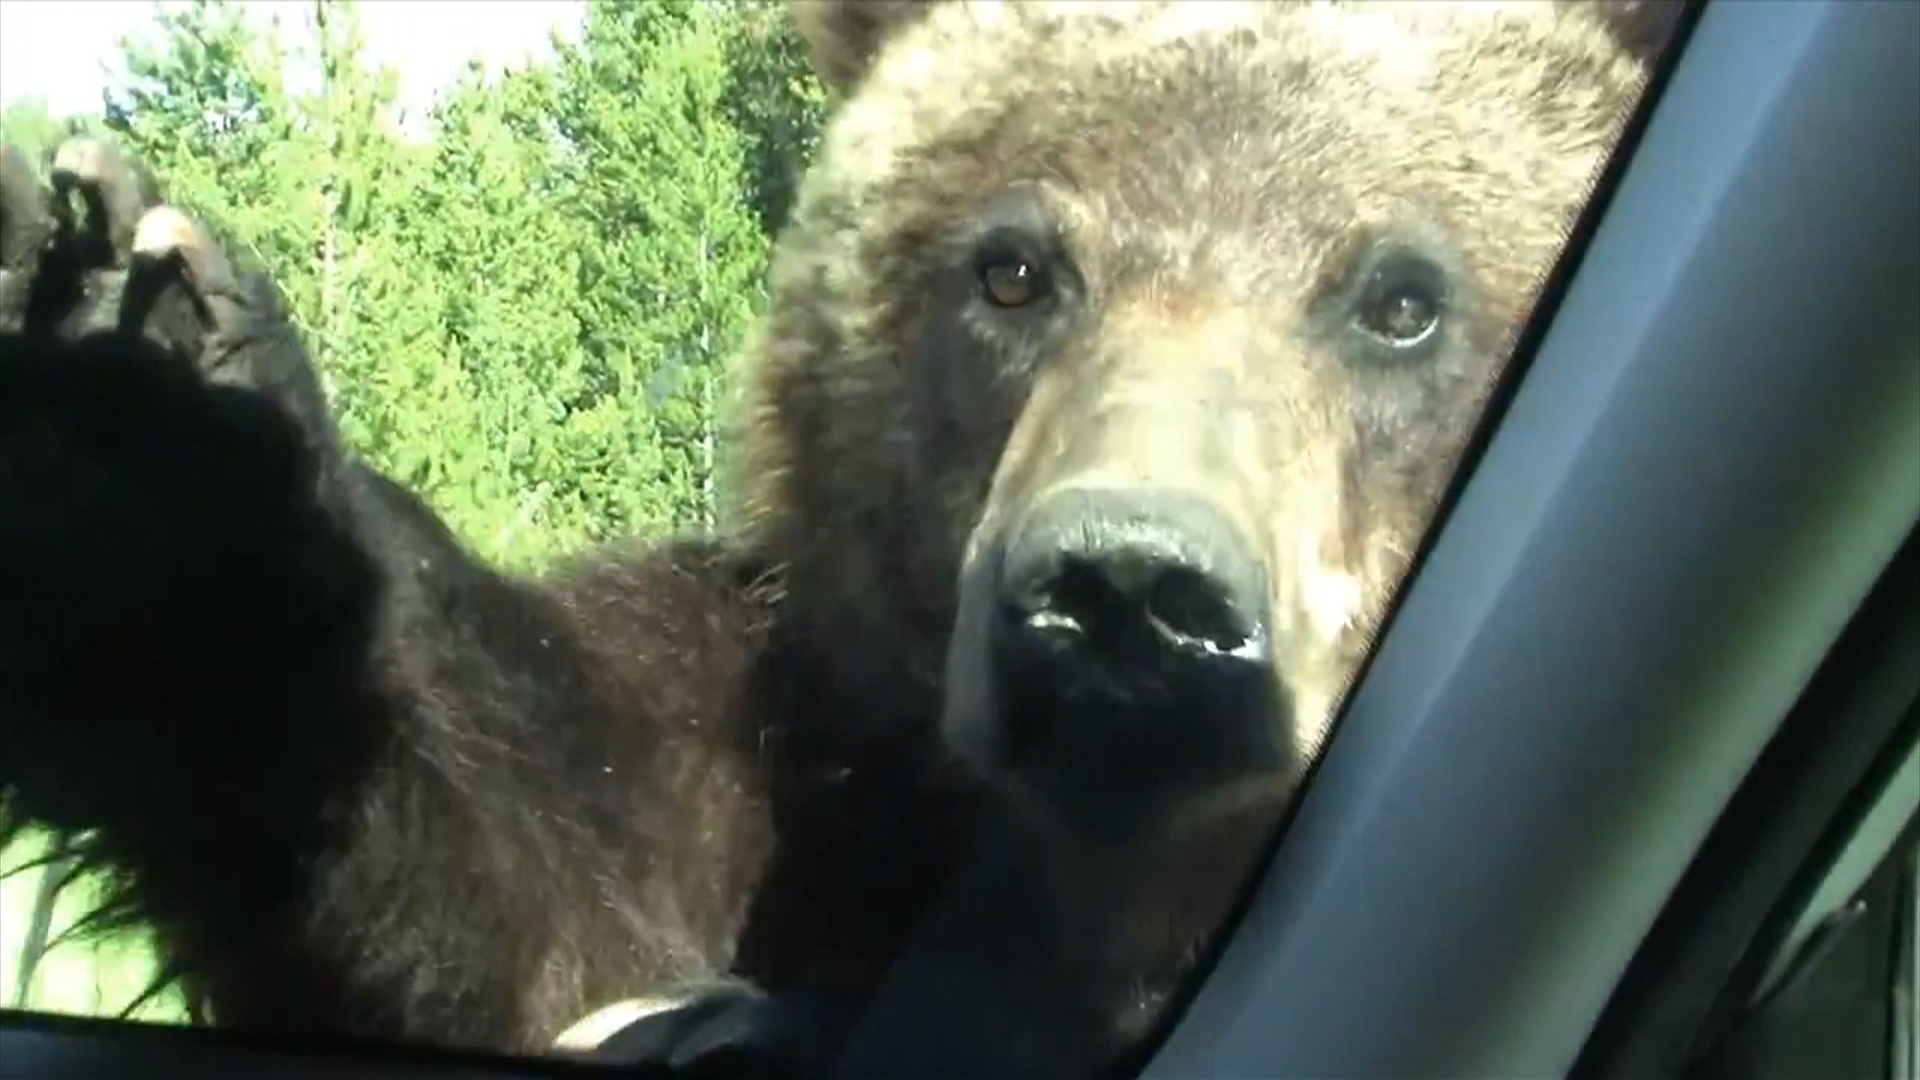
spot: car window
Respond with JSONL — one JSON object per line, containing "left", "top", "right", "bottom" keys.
{"left": 1690, "top": 721, "right": 1920, "bottom": 1080}
{"left": 1693, "top": 834, "right": 1917, "bottom": 1080}
{"left": 1751, "top": 738, "right": 1919, "bottom": 1011}
{"left": 0, "top": 0, "right": 1687, "bottom": 1073}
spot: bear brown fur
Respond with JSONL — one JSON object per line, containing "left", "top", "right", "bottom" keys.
{"left": 0, "top": 1, "right": 1682, "bottom": 1074}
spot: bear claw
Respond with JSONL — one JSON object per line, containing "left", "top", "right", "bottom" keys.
{"left": 49, "top": 138, "right": 160, "bottom": 269}
{"left": 0, "top": 138, "right": 237, "bottom": 355}
{"left": 128, "top": 205, "right": 242, "bottom": 336}
{"left": 0, "top": 143, "right": 53, "bottom": 271}
{"left": 131, "top": 205, "right": 202, "bottom": 261}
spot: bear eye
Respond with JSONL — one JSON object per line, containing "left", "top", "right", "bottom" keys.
{"left": 979, "top": 254, "right": 1048, "bottom": 308}
{"left": 1352, "top": 252, "right": 1447, "bottom": 350}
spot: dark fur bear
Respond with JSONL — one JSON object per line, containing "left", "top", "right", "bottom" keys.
{"left": 0, "top": 2, "right": 1682, "bottom": 1075}
{"left": 0, "top": 143, "right": 822, "bottom": 1055}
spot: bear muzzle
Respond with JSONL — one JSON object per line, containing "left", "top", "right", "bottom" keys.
{"left": 995, "top": 487, "right": 1270, "bottom": 668}
{"left": 960, "top": 485, "right": 1291, "bottom": 836}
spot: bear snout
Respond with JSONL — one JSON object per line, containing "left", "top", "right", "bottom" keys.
{"left": 967, "top": 486, "right": 1291, "bottom": 834}
{"left": 994, "top": 487, "right": 1270, "bottom": 667}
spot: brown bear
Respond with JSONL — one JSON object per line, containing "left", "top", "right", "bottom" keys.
{"left": 0, "top": 1, "right": 1681, "bottom": 1076}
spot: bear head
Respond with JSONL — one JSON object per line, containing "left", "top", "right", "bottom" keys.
{"left": 735, "top": 0, "right": 1674, "bottom": 839}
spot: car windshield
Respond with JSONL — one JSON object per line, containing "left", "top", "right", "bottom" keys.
{"left": 0, "top": 0, "right": 1685, "bottom": 1073}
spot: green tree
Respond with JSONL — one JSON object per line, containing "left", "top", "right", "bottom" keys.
{"left": 550, "top": 0, "right": 770, "bottom": 533}
{"left": 0, "top": 97, "right": 62, "bottom": 165}
{"left": 390, "top": 61, "right": 614, "bottom": 567}
{"left": 717, "top": 0, "right": 829, "bottom": 237}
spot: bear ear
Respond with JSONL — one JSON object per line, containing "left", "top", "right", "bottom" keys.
{"left": 1570, "top": 0, "right": 1688, "bottom": 66}
{"left": 789, "top": 0, "right": 942, "bottom": 97}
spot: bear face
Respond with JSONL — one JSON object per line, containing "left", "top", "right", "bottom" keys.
{"left": 740, "top": 1, "right": 1658, "bottom": 837}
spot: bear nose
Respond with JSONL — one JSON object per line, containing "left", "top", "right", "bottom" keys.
{"left": 993, "top": 489, "right": 1271, "bottom": 677}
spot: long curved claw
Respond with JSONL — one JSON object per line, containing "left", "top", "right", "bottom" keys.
{"left": 123, "top": 205, "right": 246, "bottom": 349}
{"left": 49, "top": 138, "right": 163, "bottom": 272}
